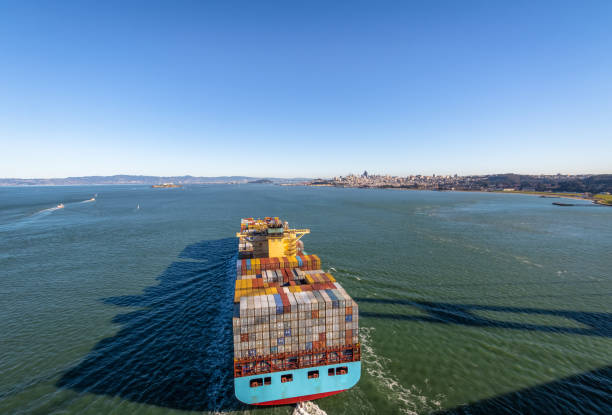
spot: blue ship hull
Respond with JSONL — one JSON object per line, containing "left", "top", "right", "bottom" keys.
{"left": 234, "top": 361, "right": 361, "bottom": 405}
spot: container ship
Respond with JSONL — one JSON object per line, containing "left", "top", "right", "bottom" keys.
{"left": 233, "top": 217, "right": 361, "bottom": 405}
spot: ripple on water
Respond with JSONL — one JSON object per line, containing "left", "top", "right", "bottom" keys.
{"left": 56, "top": 238, "right": 247, "bottom": 413}
{"left": 360, "top": 327, "right": 443, "bottom": 414}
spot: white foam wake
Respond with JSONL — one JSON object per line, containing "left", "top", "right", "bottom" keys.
{"left": 36, "top": 205, "right": 63, "bottom": 214}
{"left": 360, "top": 327, "right": 443, "bottom": 414}
{"left": 293, "top": 401, "right": 328, "bottom": 415}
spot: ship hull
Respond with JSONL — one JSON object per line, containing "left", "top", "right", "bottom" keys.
{"left": 253, "top": 390, "right": 344, "bottom": 405}
{"left": 234, "top": 361, "right": 361, "bottom": 405}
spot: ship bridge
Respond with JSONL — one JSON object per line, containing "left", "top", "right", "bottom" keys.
{"left": 236, "top": 217, "right": 310, "bottom": 258}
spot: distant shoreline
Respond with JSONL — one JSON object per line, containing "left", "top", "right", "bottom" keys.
{"left": 0, "top": 175, "right": 311, "bottom": 187}
{"left": 1, "top": 180, "right": 610, "bottom": 206}
{"left": 303, "top": 183, "right": 612, "bottom": 206}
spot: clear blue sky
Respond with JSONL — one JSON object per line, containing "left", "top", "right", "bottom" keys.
{"left": 1, "top": 1, "right": 611, "bottom": 178}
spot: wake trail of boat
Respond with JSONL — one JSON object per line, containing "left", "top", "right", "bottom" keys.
{"left": 293, "top": 401, "right": 328, "bottom": 415}
{"left": 360, "top": 327, "right": 443, "bottom": 414}
{"left": 0, "top": 199, "right": 94, "bottom": 232}
{"left": 36, "top": 205, "right": 64, "bottom": 214}
{"left": 0, "top": 205, "right": 60, "bottom": 232}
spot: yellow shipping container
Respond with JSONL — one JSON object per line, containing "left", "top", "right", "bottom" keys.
{"left": 288, "top": 256, "right": 298, "bottom": 268}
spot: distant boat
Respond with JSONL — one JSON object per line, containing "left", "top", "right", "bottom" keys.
{"left": 89, "top": 197, "right": 95, "bottom": 202}
{"left": 57, "top": 203, "right": 64, "bottom": 209}
{"left": 552, "top": 202, "right": 574, "bottom": 206}
{"left": 136, "top": 204, "right": 140, "bottom": 210}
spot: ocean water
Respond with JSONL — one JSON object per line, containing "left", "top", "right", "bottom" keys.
{"left": 0, "top": 185, "right": 611, "bottom": 415}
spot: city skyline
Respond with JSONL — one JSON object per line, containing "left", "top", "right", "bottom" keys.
{"left": 2, "top": 1, "right": 611, "bottom": 178}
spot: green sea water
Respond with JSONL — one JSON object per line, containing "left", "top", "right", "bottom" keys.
{"left": 1, "top": 185, "right": 610, "bottom": 414}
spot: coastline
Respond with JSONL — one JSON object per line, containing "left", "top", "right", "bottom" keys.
{"left": 303, "top": 183, "right": 612, "bottom": 206}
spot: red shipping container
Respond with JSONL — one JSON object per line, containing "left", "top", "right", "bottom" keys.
{"left": 278, "top": 290, "right": 290, "bottom": 313}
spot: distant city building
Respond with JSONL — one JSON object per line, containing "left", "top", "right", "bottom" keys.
{"left": 306, "top": 172, "right": 611, "bottom": 195}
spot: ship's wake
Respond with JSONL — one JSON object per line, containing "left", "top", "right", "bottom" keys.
{"left": 0, "top": 198, "right": 98, "bottom": 232}
{"left": 0, "top": 205, "right": 62, "bottom": 232}
{"left": 293, "top": 401, "right": 328, "bottom": 415}
{"left": 37, "top": 204, "right": 64, "bottom": 213}
{"left": 360, "top": 327, "right": 443, "bottom": 414}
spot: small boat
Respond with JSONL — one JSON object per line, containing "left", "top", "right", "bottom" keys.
{"left": 552, "top": 202, "right": 574, "bottom": 207}
{"left": 57, "top": 203, "right": 65, "bottom": 209}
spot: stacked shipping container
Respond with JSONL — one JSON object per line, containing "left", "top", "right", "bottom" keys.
{"left": 237, "top": 255, "right": 322, "bottom": 276}
{"left": 232, "top": 284, "right": 359, "bottom": 360}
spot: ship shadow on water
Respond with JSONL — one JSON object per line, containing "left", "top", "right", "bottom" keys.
{"left": 57, "top": 237, "right": 248, "bottom": 412}
{"left": 355, "top": 298, "right": 612, "bottom": 338}
{"left": 433, "top": 365, "right": 612, "bottom": 415}
{"left": 356, "top": 297, "right": 612, "bottom": 414}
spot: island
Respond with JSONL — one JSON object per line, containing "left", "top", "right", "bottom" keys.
{"left": 247, "top": 179, "right": 273, "bottom": 184}
{"left": 152, "top": 183, "right": 182, "bottom": 188}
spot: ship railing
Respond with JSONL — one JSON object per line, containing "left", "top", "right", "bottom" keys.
{"left": 233, "top": 344, "right": 361, "bottom": 378}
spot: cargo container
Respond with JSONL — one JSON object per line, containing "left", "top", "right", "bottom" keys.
{"left": 233, "top": 217, "right": 360, "bottom": 405}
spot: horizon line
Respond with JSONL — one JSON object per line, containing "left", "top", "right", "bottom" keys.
{"left": 1, "top": 172, "right": 611, "bottom": 181}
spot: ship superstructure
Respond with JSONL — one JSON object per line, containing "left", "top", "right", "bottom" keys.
{"left": 233, "top": 217, "right": 361, "bottom": 405}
